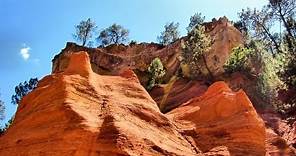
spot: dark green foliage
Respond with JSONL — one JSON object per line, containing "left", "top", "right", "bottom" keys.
{"left": 157, "top": 22, "right": 180, "bottom": 45}
{"left": 224, "top": 41, "right": 282, "bottom": 109}
{"left": 252, "top": 42, "right": 282, "bottom": 108}
{"left": 224, "top": 47, "right": 254, "bottom": 74}
{"left": 233, "top": 21, "right": 247, "bottom": 33}
{"left": 236, "top": 0, "right": 296, "bottom": 114}
{"left": 187, "top": 12, "right": 205, "bottom": 32}
{"left": 73, "top": 18, "right": 97, "bottom": 46}
{"left": 181, "top": 24, "right": 212, "bottom": 79}
{"left": 238, "top": 7, "right": 281, "bottom": 55}
{"left": 129, "top": 40, "right": 137, "bottom": 46}
{"left": 238, "top": 0, "right": 296, "bottom": 55}
{"left": 11, "top": 78, "right": 38, "bottom": 105}
{"left": 0, "top": 116, "right": 14, "bottom": 136}
{"left": 97, "top": 24, "right": 129, "bottom": 46}
{"left": 147, "top": 58, "right": 166, "bottom": 90}
{"left": 277, "top": 48, "right": 296, "bottom": 115}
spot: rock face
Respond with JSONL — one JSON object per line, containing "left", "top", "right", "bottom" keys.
{"left": 51, "top": 17, "right": 244, "bottom": 113}
{"left": 0, "top": 52, "right": 200, "bottom": 156}
{"left": 150, "top": 79, "right": 208, "bottom": 113}
{"left": 261, "top": 111, "right": 296, "bottom": 155}
{"left": 52, "top": 17, "right": 243, "bottom": 82}
{"left": 203, "top": 17, "right": 243, "bottom": 76}
{"left": 168, "top": 82, "right": 266, "bottom": 155}
{"left": 0, "top": 52, "right": 267, "bottom": 155}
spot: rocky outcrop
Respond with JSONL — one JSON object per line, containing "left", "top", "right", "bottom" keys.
{"left": 52, "top": 41, "right": 181, "bottom": 83}
{"left": 261, "top": 111, "right": 296, "bottom": 155}
{"left": 203, "top": 17, "right": 243, "bottom": 76}
{"left": 0, "top": 52, "right": 267, "bottom": 155}
{"left": 150, "top": 78, "right": 208, "bottom": 113}
{"left": 168, "top": 81, "right": 266, "bottom": 155}
{"left": 0, "top": 52, "right": 200, "bottom": 156}
{"left": 51, "top": 17, "right": 244, "bottom": 115}
{"left": 52, "top": 17, "right": 243, "bottom": 84}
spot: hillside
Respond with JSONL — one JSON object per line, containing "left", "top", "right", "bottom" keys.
{"left": 0, "top": 17, "right": 295, "bottom": 155}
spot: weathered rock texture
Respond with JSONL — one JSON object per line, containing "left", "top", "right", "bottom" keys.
{"left": 150, "top": 79, "right": 208, "bottom": 113}
{"left": 168, "top": 81, "right": 266, "bottom": 156}
{"left": 52, "top": 17, "right": 243, "bottom": 83}
{"left": 261, "top": 110, "right": 296, "bottom": 155}
{"left": 203, "top": 17, "right": 243, "bottom": 76}
{"left": 0, "top": 52, "right": 267, "bottom": 155}
{"left": 52, "top": 17, "right": 245, "bottom": 113}
{"left": 0, "top": 52, "right": 201, "bottom": 156}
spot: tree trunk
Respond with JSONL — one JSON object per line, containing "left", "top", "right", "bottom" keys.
{"left": 201, "top": 54, "right": 214, "bottom": 80}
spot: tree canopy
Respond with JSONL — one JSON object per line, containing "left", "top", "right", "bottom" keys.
{"left": 73, "top": 18, "right": 97, "bottom": 46}
{"left": 11, "top": 78, "right": 38, "bottom": 105}
{"left": 157, "top": 22, "right": 180, "bottom": 45}
{"left": 187, "top": 12, "right": 205, "bottom": 32}
{"left": 181, "top": 24, "right": 212, "bottom": 79}
{"left": 97, "top": 24, "right": 129, "bottom": 46}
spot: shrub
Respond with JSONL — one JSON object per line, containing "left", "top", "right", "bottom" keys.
{"left": 11, "top": 78, "right": 38, "bottom": 105}
{"left": 224, "top": 47, "right": 254, "bottom": 74}
{"left": 147, "top": 58, "right": 166, "bottom": 90}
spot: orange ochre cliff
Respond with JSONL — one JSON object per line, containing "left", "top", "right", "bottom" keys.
{"left": 0, "top": 52, "right": 265, "bottom": 155}
{"left": 0, "top": 17, "right": 295, "bottom": 156}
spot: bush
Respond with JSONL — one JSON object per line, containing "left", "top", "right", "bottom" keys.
{"left": 11, "top": 78, "right": 38, "bottom": 105}
{"left": 224, "top": 47, "right": 254, "bottom": 74}
{"left": 147, "top": 58, "right": 166, "bottom": 90}
{"left": 129, "top": 40, "right": 137, "bottom": 46}
{"left": 225, "top": 42, "right": 282, "bottom": 109}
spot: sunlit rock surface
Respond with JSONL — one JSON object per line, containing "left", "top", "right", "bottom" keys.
{"left": 168, "top": 81, "right": 266, "bottom": 156}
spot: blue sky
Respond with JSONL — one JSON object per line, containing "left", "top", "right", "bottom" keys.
{"left": 0, "top": 0, "right": 267, "bottom": 126}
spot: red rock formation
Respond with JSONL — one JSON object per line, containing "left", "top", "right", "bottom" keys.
{"left": 168, "top": 81, "right": 266, "bottom": 155}
{"left": 0, "top": 52, "right": 201, "bottom": 156}
{"left": 52, "top": 17, "right": 243, "bottom": 82}
{"left": 203, "top": 17, "right": 243, "bottom": 76}
{"left": 261, "top": 110, "right": 296, "bottom": 155}
{"left": 150, "top": 79, "right": 208, "bottom": 112}
{"left": 0, "top": 52, "right": 268, "bottom": 156}
{"left": 51, "top": 17, "right": 245, "bottom": 113}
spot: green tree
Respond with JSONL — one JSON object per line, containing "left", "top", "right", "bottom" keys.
{"left": 181, "top": 24, "right": 212, "bottom": 79}
{"left": 97, "top": 24, "right": 129, "bottom": 46}
{"left": 277, "top": 47, "right": 296, "bottom": 115}
{"left": 238, "top": 0, "right": 296, "bottom": 55}
{"left": 238, "top": 7, "right": 281, "bottom": 55}
{"left": 268, "top": 0, "right": 295, "bottom": 50}
{"left": 73, "top": 18, "right": 97, "bottom": 46}
{"left": 224, "top": 41, "right": 282, "bottom": 108}
{"left": 237, "top": 0, "right": 296, "bottom": 116}
{"left": 147, "top": 58, "right": 166, "bottom": 90}
{"left": 224, "top": 47, "right": 254, "bottom": 74}
{"left": 157, "top": 22, "right": 180, "bottom": 45}
{"left": 187, "top": 12, "right": 205, "bottom": 32}
{"left": 11, "top": 78, "right": 38, "bottom": 105}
